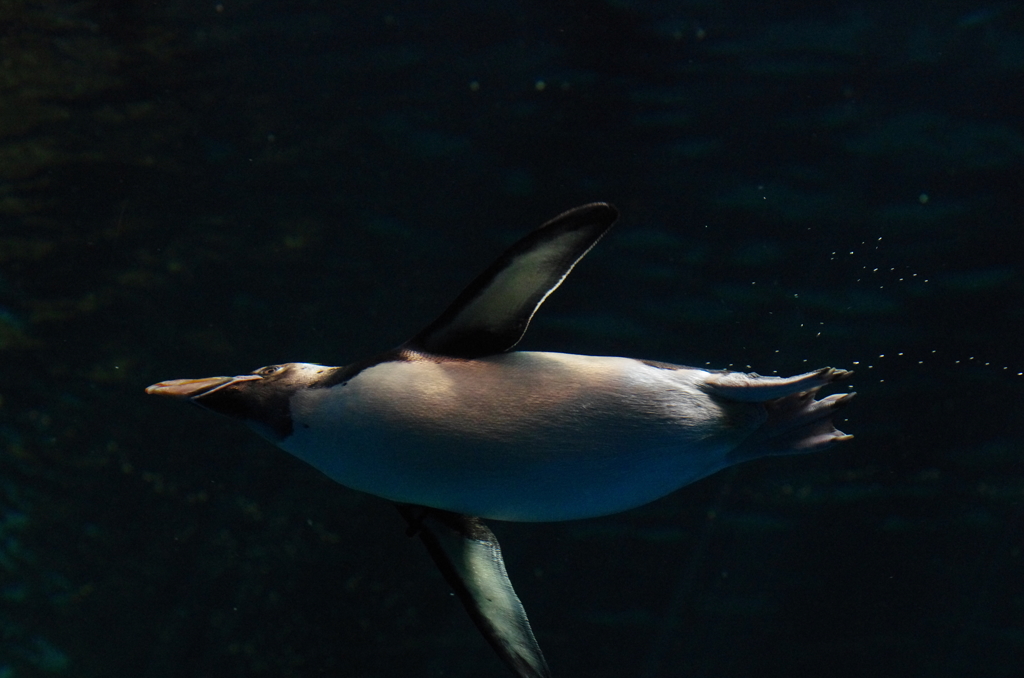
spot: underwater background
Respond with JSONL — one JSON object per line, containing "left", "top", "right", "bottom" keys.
{"left": 1, "top": 0, "right": 1022, "bottom": 676}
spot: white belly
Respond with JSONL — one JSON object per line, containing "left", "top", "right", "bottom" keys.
{"left": 280, "top": 352, "right": 763, "bottom": 521}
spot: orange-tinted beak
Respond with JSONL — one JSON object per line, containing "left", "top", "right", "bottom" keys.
{"left": 145, "top": 374, "right": 262, "bottom": 399}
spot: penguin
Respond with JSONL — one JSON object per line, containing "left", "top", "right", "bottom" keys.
{"left": 147, "top": 203, "right": 853, "bottom": 678}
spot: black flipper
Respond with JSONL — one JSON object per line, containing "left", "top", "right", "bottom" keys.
{"left": 406, "top": 203, "right": 618, "bottom": 358}
{"left": 397, "top": 505, "right": 551, "bottom": 678}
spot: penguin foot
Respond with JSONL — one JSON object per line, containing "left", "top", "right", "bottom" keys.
{"left": 724, "top": 370, "right": 854, "bottom": 462}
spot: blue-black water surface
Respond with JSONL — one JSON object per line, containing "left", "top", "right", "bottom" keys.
{"left": 1, "top": 1, "right": 1022, "bottom": 677}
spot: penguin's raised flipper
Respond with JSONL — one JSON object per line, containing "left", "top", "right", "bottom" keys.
{"left": 407, "top": 203, "right": 618, "bottom": 358}
{"left": 396, "top": 505, "right": 551, "bottom": 678}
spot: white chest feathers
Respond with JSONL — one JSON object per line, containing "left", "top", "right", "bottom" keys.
{"left": 280, "top": 352, "right": 762, "bottom": 521}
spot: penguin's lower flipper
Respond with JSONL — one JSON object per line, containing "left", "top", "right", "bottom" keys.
{"left": 396, "top": 505, "right": 551, "bottom": 678}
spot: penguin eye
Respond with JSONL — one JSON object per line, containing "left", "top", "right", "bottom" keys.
{"left": 256, "top": 365, "right": 283, "bottom": 376}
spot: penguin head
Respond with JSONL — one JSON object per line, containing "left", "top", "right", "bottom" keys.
{"left": 146, "top": 362, "right": 328, "bottom": 441}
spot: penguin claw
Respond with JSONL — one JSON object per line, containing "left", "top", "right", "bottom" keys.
{"left": 705, "top": 366, "right": 852, "bottom": 403}
{"left": 727, "top": 375, "right": 853, "bottom": 461}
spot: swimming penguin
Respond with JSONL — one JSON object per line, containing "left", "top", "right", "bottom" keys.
{"left": 147, "top": 203, "right": 853, "bottom": 678}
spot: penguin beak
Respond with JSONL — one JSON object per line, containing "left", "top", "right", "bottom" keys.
{"left": 145, "top": 374, "right": 263, "bottom": 400}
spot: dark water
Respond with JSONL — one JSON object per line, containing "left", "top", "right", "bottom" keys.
{"left": 2, "top": 1, "right": 1022, "bottom": 676}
